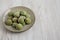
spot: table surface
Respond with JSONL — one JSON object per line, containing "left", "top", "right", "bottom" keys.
{"left": 0, "top": 0, "right": 60, "bottom": 40}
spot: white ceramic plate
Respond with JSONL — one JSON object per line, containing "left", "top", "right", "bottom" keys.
{"left": 2, "top": 6, "right": 35, "bottom": 33}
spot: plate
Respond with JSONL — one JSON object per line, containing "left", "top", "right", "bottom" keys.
{"left": 2, "top": 6, "right": 35, "bottom": 32}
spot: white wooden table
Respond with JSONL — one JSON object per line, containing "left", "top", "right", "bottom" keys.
{"left": 0, "top": 0, "right": 60, "bottom": 40}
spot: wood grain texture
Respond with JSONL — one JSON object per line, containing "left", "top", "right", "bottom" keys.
{"left": 0, "top": 0, "right": 60, "bottom": 40}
